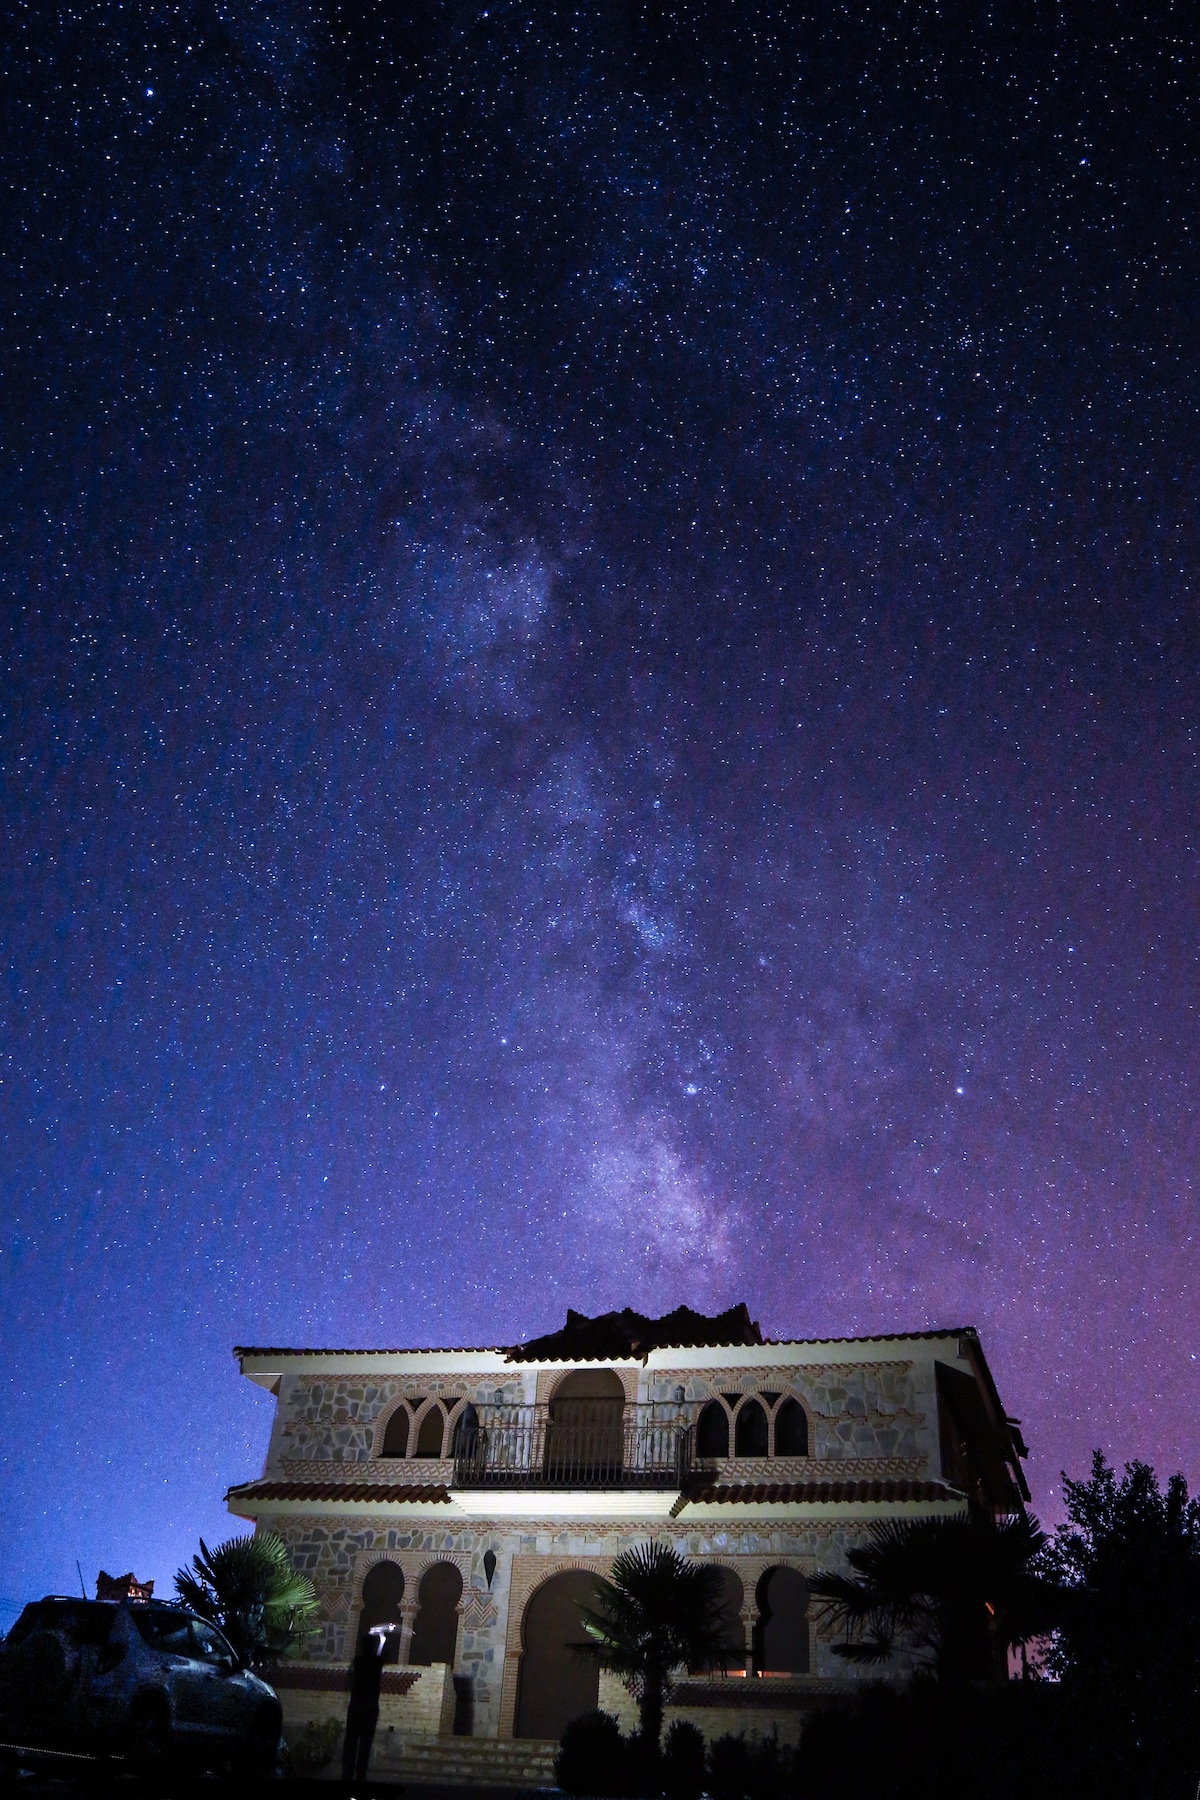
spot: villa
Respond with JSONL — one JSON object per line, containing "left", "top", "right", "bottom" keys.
{"left": 227, "top": 1304, "right": 1028, "bottom": 1783}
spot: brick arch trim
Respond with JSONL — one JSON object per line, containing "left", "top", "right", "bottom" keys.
{"left": 372, "top": 1397, "right": 414, "bottom": 1458}
{"left": 515, "top": 1560, "right": 611, "bottom": 1652}
{"left": 534, "top": 1368, "right": 640, "bottom": 1407}
{"left": 768, "top": 1391, "right": 814, "bottom": 1458}
{"left": 500, "top": 1555, "right": 614, "bottom": 1739}
{"left": 409, "top": 1551, "right": 472, "bottom": 1595}
{"left": 348, "top": 1548, "right": 410, "bottom": 1618}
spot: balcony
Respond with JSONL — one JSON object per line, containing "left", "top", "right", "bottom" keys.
{"left": 452, "top": 1404, "right": 692, "bottom": 1490}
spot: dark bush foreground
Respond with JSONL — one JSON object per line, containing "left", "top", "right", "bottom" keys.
{"left": 555, "top": 1710, "right": 630, "bottom": 1795}
{"left": 798, "top": 1681, "right": 1055, "bottom": 1800}
{"left": 707, "top": 1732, "right": 793, "bottom": 1800}
{"left": 556, "top": 1679, "right": 1200, "bottom": 1800}
{"left": 798, "top": 1676, "right": 1200, "bottom": 1800}
{"left": 555, "top": 1714, "right": 798, "bottom": 1800}
{"left": 555, "top": 1713, "right": 784, "bottom": 1800}
{"left": 661, "top": 1720, "right": 705, "bottom": 1800}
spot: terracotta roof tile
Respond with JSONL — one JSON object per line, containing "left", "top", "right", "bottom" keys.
{"left": 683, "top": 1479, "right": 961, "bottom": 1505}
{"left": 226, "top": 1480, "right": 451, "bottom": 1505}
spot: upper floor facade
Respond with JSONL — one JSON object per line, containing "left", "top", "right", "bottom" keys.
{"left": 230, "top": 1303, "right": 1028, "bottom": 1519}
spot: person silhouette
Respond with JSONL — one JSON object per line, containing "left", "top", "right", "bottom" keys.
{"left": 342, "top": 1622, "right": 398, "bottom": 1787}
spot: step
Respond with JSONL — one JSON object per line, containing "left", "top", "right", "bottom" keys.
{"left": 370, "top": 1737, "right": 559, "bottom": 1788}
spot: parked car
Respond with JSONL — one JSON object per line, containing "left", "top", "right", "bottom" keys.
{"left": 0, "top": 1596, "right": 282, "bottom": 1771}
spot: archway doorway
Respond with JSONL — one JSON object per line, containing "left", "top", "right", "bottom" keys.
{"left": 514, "top": 1570, "right": 600, "bottom": 1739}
{"left": 358, "top": 1561, "right": 405, "bottom": 1663}
{"left": 753, "top": 1566, "right": 810, "bottom": 1673}
{"left": 544, "top": 1370, "right": 625, "bottom": 1484}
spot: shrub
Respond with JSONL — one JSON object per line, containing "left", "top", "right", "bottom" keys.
{"left": 662, "top": 1720, "right": 706, "bottom": 1800}
{"left": 288, "top": 1717, "right": 342, "bottom": 1775}
{"left": 707, "top": 1732, "right": 795, "bottom": 1800}
{"left": 795, "top": 1680, "right": 1065, "bottom": 1800}
{"left": 707, "top": 1733, "right": 753, "bottom": 1800}
{"left": 555, "top": 1710, "right": 630, "bottom": 1796}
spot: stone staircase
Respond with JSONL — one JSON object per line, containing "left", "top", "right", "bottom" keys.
{"left": 371, "top": 1734, "right": 560, "bottom": 1788}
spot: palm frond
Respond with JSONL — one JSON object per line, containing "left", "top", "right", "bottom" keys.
{"left": 811, "top": 1510, "right": 1057, "bottom": 1678}
{"left": 174, "top": 1532, "right": 318, "bottom": 1667}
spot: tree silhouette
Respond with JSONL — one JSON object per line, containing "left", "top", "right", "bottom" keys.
{"left": 1040, "top": 1452, "right": 1200, "bottom": 1798}
{"left": 809, "top": 1510, "right": 1055, "bottom": 1679}
{"left": 577, "top": 1541, "right": 729, "bottom": 1752}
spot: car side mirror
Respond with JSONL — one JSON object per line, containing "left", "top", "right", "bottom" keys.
{"left": 97, "top": 1644, "right": 127, "bottom": 1674}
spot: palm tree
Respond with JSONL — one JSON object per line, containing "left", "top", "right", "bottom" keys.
{"left": 577, "top": 1541, "right": 732, "bottom": 1753}
{"left": 809, "top": 1511, "right": 1056, "bottom": 1680}
{"left": 175, "top": 1532, "right": 319, "bottom": 1669}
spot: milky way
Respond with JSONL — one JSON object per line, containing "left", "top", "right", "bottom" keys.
{"left": 2, "top": 0, "right": 1198, "bottom": 1603}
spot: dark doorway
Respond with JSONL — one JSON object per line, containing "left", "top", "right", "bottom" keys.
{"left": 410, "top": 1562, "right": 463, "bottom": 1666}
{"left": 514, "top": 1570, "right": 600, "bottom": 1739}
{"left": 452, "top": 1673, "right": 473, "bottom": 1737}
{"left": 706, "top": 1566, "right": 745, "bottom": 1670}
{"left": 544, "top": 1370, "right": 624, "bottom": 1484}
{"left": 753, "top": 1566, "right": 810, "bottom": 1673}
{"left": 358, "top": 1561, "right": 405, "bottom": 1662}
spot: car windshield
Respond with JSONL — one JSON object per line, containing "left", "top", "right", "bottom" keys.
{"left": 189, "top": 1619, "right": 236, "bottom": 1666}
{"left": 130, "top": 1608, "right": 195, "bottom": 1655}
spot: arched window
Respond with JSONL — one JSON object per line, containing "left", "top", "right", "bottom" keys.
{"left": 773, "top": 1397, "right": 808, "bottom": 1456}
{"left": 410, "top": 1562, "right": 463, "bottom": 1667}
{"left": 415, "top": 1402, "right": 447, "bottom": 1458}
{"left": 381, "top": 1404, "right": 412, "bottom": 1458}
{"left": 451, "top": 1403, "right": 480, "bottom": 1458}
{"left": 358, "top": 1561, "right": 405, "bottom": 1663}
{"left": 734, "top": 1397, "right": 769, "bottom": 1457}
{"left": 696, "top": 1400, "right": 730, "bottom": 1458}
{"left": 753, "top": 1567, "right": 810, "bottom": 1674}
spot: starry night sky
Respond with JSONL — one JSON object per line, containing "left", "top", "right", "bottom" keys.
{"left": 2, "top": 0, "right": 1198, "bottom": 1607}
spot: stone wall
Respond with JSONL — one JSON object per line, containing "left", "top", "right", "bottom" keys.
{"left": 264, "top": 1511, "right": 900, "bottom": 1743}
{"left": 266, "top": 1514, "right": 516, "bottom": 1739}
{"left": 273, "top": 1373, "right": 533, "bottom": 1467}
{"left": 269, "top": 1358, "right": 935, "bottom": 1475}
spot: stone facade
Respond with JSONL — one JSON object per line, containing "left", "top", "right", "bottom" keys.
{"left": 228, "top": 1314, "right": 1026, "bottom": 1779}
{"left": 269, "top": 1360, "right": 928, "bottom": 1469}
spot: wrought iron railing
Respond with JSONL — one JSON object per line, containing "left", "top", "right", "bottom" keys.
{"left": 452, "top": 1405, "right": 692, "bottom": 1490}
